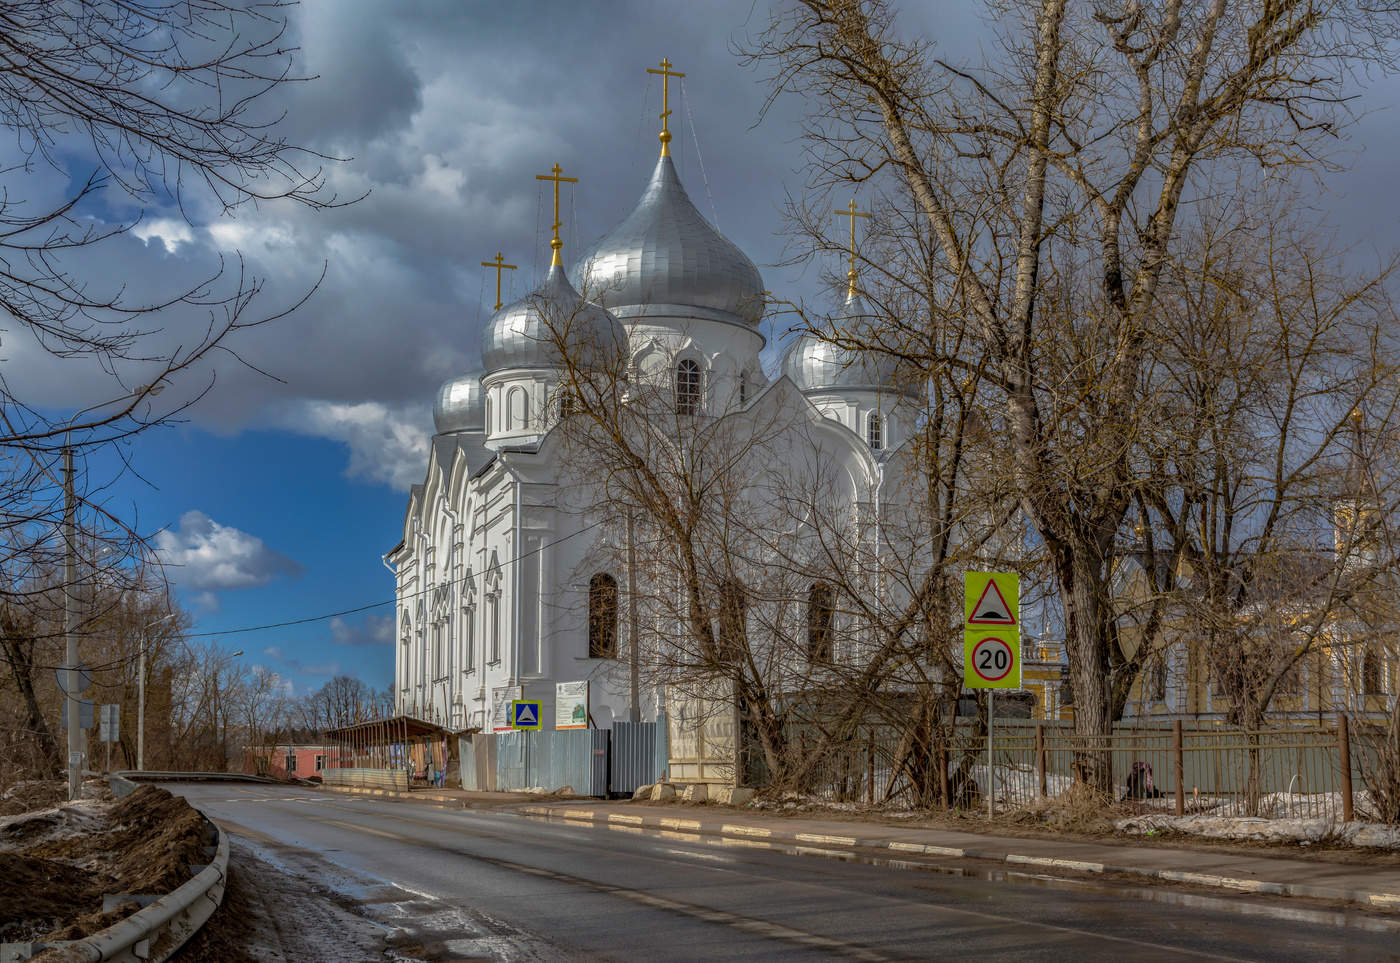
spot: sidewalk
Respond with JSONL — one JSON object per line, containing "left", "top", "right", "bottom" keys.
{"left": 317, "top": 783, "right": 1400, "bottom": 911}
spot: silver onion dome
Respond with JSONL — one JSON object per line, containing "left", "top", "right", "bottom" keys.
{"left": 782, "top": 291, "right": 921, "bottom": 398}
{"left": 481, "top": 264, "right": 627, "bottom": 374}
{"left": 434, "top": 371, "right": 484, "bottom": 434}
{"left": 575, "top": 155, "right": 765, "bottom": 328}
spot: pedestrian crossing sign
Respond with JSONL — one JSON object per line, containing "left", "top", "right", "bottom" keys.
{"left": 510, "top": 700, "right": 543, "bottom": 730}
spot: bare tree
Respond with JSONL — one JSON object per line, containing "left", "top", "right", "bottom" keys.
{"left": 743, "top": 0, "right": 1400, "bottom": 787}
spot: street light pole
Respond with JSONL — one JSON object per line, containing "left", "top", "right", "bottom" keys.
{"left": 59, "top": 381, "right": 166, "bottom": 798}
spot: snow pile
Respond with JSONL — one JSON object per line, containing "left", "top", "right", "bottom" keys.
{"left": 1116, "top": 811, "right": 1400, "bottom": 847}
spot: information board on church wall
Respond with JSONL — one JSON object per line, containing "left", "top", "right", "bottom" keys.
{"left": 491, "top": 686, "right": 522, "bottom": 732}
{"left": 555, "top": 681, "right": 589, "bottom": 729}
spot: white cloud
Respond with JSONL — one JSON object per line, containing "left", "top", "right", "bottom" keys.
{"left": 155, "top": 510, "right": 303, "bottom": 591}
{"left": 273, "top": 399, "right": 431, "bottom": 491}
{"left": 329, "top": 613, "right": 394, "bottom": 647}
{"left": 132, "top": 217, "right": 194, "bottom": 252}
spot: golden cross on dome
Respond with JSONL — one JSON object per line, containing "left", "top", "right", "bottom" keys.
{"left": 835, "top": 198, "right": 872, "bottom": 296}
{"left": 480, "top": 252, "right": 518, "bottom": 310}
{"left": 646, "top": 57, "right": 686, "bottom": 157}
{"left": 535, "top": 163, "right": 578, "bottom": 267}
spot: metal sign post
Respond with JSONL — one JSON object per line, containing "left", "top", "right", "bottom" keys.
{"left": 963, "top": 572, "right": 1022, "bottom": 820}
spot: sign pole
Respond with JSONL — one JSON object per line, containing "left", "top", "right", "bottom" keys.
{"left": 987, "top": 690, "right": 994, "bottom": 819}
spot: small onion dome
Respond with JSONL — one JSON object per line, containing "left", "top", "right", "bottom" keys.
{"left": 782, "top": 291, "right": 921, "bottom": 398}
{"left": 575, "top": 155, "right": 765, "bottom": 328}
{"left": 480, "top": 264, "right": 627, "bottom": 374}
{"left": 433, "top": 371, "right": 484, "bottom": 434}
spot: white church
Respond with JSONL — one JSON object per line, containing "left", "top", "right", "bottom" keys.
{"left": 385, "top": 64, "right": 922, "bottom": 734}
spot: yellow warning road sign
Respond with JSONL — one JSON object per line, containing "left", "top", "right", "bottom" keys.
{"left": 965, "top": 571, "right": 1019, "bottom": 627}
{"left": 964, "top": 572, "right": 1021, "bottom": 689}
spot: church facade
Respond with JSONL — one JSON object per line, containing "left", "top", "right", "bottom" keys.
{"left": 384, "top": 72, "right": 920, "bottom": 733}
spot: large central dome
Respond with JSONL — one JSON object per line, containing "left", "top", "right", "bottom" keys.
{"left": 575, "top": 155, "right": 765, "bottom": 328}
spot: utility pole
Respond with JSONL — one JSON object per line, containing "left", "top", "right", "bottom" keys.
{"left": 64, "top": 444, "right": 81, "bottom": 800}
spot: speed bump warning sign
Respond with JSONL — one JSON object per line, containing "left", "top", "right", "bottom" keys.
{"left": 964, "top": 572, "right": 1021, "bottom": 689}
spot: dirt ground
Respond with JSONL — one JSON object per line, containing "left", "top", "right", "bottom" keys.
{"left": 0, "top": 784, "right": 214, "bottom": 944}
{"left": 171, "top": 842, "right": 388, "bottom": 963}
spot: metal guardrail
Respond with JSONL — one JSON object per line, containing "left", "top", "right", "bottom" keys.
{"left": 2, "top": 784, "right": 230, "bottom": 962}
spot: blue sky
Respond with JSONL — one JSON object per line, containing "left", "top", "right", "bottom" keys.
{"left": 17, "top": 1, "right": 1400, "bottom": 699}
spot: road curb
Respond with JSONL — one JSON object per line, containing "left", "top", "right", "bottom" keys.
{"left": 516, "top": 804, "right": 1400, "bottom": 912}
{"left": 316, "top": 783, "right": 467, "bottom": 808}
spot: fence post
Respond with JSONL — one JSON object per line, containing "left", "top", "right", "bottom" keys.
{"left": 1172, "top": 719, "right": 1184, "bottom": 818}
{"left": 867, "top": 730, "right": 875, "bottom": 804}
{"left": 1035, "top": 723, "right": 1046, "bottom": 797}
{"left": 1338, "top": 713, "right": 1354, "bottom": 823}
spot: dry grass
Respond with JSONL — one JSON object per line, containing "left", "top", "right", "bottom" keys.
{"left": 1009, "top": 781, "right": 1121, "bottom": 833}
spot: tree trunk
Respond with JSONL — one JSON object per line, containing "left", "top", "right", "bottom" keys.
{"left": 1059, "top": 551, "right": 1115, "bottom": 793}
{"left": 1, "top": 634, "right": 62, "bottom": 778}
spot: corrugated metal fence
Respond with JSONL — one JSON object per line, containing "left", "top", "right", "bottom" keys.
{"left": 461, "top": 726, "right": 645, "bottom": 797}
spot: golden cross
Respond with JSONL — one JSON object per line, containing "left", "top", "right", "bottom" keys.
{"left": 835, "top": 198, "right": 872, "bottom": 295}
{"left": 646, "top": 57, "right": 686, "bottom": 157}
{"left": 535, "top": 163, "right": 579, "bottom": 267}
{"left": 480, "top": 252, "right": 518, "bottom": 311}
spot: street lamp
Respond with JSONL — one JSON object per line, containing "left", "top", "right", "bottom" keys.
{"left": 63, "top": 381, "right": 166, "bottom": 799}
{"left": 136, "top": 612, "right": 177, "bottom": 771}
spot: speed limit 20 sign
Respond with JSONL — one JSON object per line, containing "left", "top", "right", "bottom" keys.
{"left": 964, "top": 572, "right": 1021, "bottom": 689}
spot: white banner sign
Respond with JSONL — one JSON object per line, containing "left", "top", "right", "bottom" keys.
{"left": 555, "top": 681, "right": 589, "bottom": 730}
{"left": 491, "top": 686, "right": 522, "bottom": 732}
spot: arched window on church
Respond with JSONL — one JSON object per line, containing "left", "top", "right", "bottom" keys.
{"left": 508, "top": 386, "right": 528, "bottom": 430}
{"left": 711, "top": 578, "right": 746, "bottom": 663}
{"left": 738, "top": 371, "right": 748, "bottom": 406}
{"left": 433, "top": 622, "right": 445, "bottom": 679}
{"left": 806, "top": 581, "right": 834, "bottom": 662}
{"left": 1364, "top": 645, "right": 1385, "bottom": 695}
{"left": 1148, "top": 653, "right": 1167, "bottom": 702}
{"left": 558, "top": 389, "right": 576, "bottom": 419}
{"left": 488, "top": 592, "right": 501, "bottom": 663}
{"left": 588, "top": 573, "right": 618, "bottom": 659}
{"left": 867, "top": 412, "right": 884, "bottom": 451}
{"left": 484, "top": 396, "right": 493, "bottom": 434}
{"left": 462, "top": 605, "right": 475, "bottom": 673}
{"left": 676, "top": 359, "right": 702, "bottom": 416}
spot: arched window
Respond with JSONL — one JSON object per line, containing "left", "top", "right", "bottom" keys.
{"left": 588, "top": 573, "right": 618, "bottom": 658}
{"left": 433, "top": 622, "right": 445, "bottom": 678}
{"left": 807, "top": 581, "right": 834, "bottom": 662}
{"left": 484, "top": 395, "right": 493, "bottom": 434}
{"left": 558, "top": 389, "right": 576, "bottom": 419}
{"left": 462, "top": 605, "right": 475, "bottom": 672}
{"left": 738, "top": 371, "right": 748, "bottom": 406}
{"left": 508, "top": 386, "right": 528, "bottom": 430}
{"left": 676, "top": 359, "right": 702, "bottom": 416}
{"left": 487, "top": 592, "right": 501, "bottom": 663}
{"left": 1148, "top": 654, "right": 1167, "bottom": 702}
{"left": 867, "top": 412, "right": 884, "bottom": 450}
{"left": 712, "top": 578, "right": 746, "bottom": 662}
{"left": 1364, "top": 645, "right": 1384, "bottom": 694}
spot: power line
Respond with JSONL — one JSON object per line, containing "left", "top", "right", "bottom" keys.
{"left": 183, "top": 518, "right": 607, "bottom": 639}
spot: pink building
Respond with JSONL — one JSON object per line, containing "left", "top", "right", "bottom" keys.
{"left": 242, "top": 744, "right": 345, "bottom": 780}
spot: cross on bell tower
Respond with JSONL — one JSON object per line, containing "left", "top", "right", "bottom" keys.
{"left": 535, "top": 163, "right": 579, "bottom": 268}
{"left": 646, "top": 58, "right": 686, "bottom": 158}
{"left": 480, "top": 252, "right": 518, "bottom": 311}
{"left": 835, "top": 199, "right": 872, "bottom": 298}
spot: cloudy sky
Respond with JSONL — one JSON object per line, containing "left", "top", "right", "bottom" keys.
{"left": 20, "top": 1, "right": 1400, "bottom": 697}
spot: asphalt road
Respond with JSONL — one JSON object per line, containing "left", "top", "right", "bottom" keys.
{"left": 163, "top": 782, "right": 1400, "bottom": 962}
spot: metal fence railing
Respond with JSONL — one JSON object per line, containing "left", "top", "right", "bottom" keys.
{"left": 784, "top": 718, "right": 1363, "bottom": 821}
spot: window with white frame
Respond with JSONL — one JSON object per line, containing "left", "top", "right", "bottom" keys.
{"left": 867, "top": 411, "right": 884, "bottom": 450}
{"left": 676, "top": 359, "right": 702, "bottom": 416}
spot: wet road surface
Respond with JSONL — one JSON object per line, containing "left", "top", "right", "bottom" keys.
{"left": 162, "top": 782, "right": 1400, "bottom": 961}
